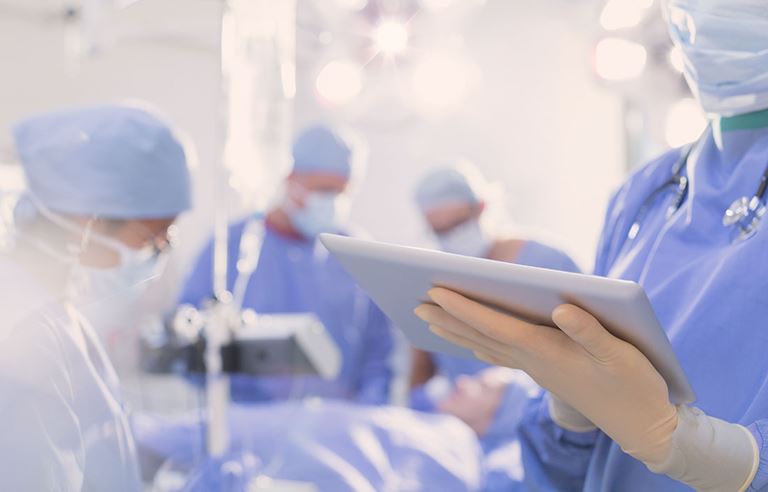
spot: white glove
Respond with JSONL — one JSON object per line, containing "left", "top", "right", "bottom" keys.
{"left": 415, "top": 288, "right": 758, "bottom": 491}
{"left": 648, "top": 406, "right": 758, "bottom": 492}
{"left": 546, "top": 393, "right": 595, "bottom": 432}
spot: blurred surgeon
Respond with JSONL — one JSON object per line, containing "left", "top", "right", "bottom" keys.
{"left": 179, "top": 124, "right": 393, "bottom": 404}
{"left": 417, "top": 0, "right": 768, "bottom": 490}
{"left": 0, "top": 105, "right": 191, "bottom": 490}
{"left": 410, "top": 161, "right": 580, "bottom": 404}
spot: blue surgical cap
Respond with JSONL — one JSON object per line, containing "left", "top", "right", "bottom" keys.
{"left": 13, "top": 104, "right": 192, "bottom": 219}
{"left": 415, "top": 161, "right": 485, "bottom": 212}
{"left": 291, "top": 124, "right": 353, "bottom": 178}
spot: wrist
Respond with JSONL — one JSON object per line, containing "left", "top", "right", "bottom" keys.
{"left": 645, "top": 406, "right": 759, "bottom": 492}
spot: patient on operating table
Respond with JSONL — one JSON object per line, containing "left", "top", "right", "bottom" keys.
{"left": 434, "top": 368, "right": 538, "bottom": 438}
{"left": 134, "top": 367, "right": 537, "bottom": 491}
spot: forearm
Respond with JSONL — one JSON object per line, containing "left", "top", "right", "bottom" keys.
{"left": 548, "top": 394, "right": 760, "bottom": 491}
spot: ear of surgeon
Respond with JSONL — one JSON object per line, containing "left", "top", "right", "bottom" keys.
{"left": 417, "top": 1, "right": 768, "bottom": 490}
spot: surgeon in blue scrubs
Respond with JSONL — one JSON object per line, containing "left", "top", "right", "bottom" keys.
{"left": 409, "top": 161, "right": 580, "bottom": 403}
{"left": 1, "top": 104, "right": 191, "bottom": 491}
{"left": 179, "top": 124, "right": 393, "bottom": 404}
{"left": 416, "top": 1, "right": 768, "bottom": 490}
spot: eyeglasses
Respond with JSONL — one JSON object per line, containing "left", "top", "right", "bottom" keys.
{"left": 142, "top": 224, "right": 178, "bottom": 257}
{"left": 103, "top": 220, "right": 178, "bottom": 258}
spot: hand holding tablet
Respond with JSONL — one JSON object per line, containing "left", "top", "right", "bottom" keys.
{"left": 319, "top": 233, "right": 694, "bottom": 405}
{"left": 415, "top": 286, "right": 683, "bottom": 465}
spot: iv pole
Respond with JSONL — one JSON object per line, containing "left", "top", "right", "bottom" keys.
{"left": 204, "top": 0, "right": 232, "bottom": 459}
{"left": 205, "top": 0, "right": 297, "bottom": 462}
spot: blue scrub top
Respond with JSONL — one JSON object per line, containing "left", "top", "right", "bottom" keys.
{"left": 518, "top": 117, "right": 768, "bottom": 491}
{"left": 179, "top": 218, "right": 394, "bottom": 405}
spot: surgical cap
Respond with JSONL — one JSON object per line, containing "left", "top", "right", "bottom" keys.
{"left": 415, "top": 161, "right": 485, "bottom": 212}
{"left": 291, "top": 124, "right": 353, "bottom": 179}
{"left": 13, "top": 104, "right": 191, "bottom": 219}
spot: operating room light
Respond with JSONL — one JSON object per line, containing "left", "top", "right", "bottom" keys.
{"left": 332, "top": 0, "right": 367, "bottom": 10}
{"left": 419, "top": 0, "right": 455, "bottom": 10}
{"left": 594, "top": 38, "right": 647, "bottom": 81}
{"left": 599, "top": 0, "right": 654, "bottom": 31}
{"left": 372, "top": 19, "right": 409, "bottom": 57}
{"left": 665, "top": 98, "right": 706, "bottom": 147}
{"left": 315, "top": 59, "right": 364, "bottom": 105}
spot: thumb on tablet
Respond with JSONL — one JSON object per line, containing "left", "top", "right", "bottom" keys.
{"left": 552, "top": 304, "right": 621, "bottom": 362}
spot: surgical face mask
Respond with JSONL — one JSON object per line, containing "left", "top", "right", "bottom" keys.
{"left": 286, "top": 191, "right": 350, "bottom": 239}
{"left": 70, "top": 231, "right": 168, "bottom": 330}
{"left": 437, "top": 218, "right": 491, "bottom": 258}
{"left": 665, "top": 0, "right": 768, "bottom": 116}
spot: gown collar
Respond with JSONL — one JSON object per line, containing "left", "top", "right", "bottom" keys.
{"left": 716, "top": 108, "right": 768, "bottom": 134}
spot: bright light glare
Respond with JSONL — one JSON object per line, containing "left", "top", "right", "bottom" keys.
{"left": 333, "top": 0, "right": 367, "bottom": 10}
{"left": 373, "top": 19, "right": 409, "bottom": 57}
{"left": 600, "top": 0, "right": 654, "bottom": 31}
{"left": 419, "top": 0, "right": 455, "bottom": 10}
{"left": 411, "top": 56, "right": 477, "bottom": 112}
{"left": 668, "top": 46, "right": 685, "bottom": 73}
{"left": 315, "top": 59, "right": 363, "bottom": 105}
{"left": 665, "top": 98, "right": 706, "bottom": 147}
{"left": 594, "top": 38, "right": 647, "bottom": 81}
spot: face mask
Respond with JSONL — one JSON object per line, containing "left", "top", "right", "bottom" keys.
{"left": 665, "top": 0, "right": 768, "bottom": 116}
{"left": 437, "top": 218, "right": 491, "bottom": 257}
{"left": 287, "top": 192, "right": 350, "bottom": 239}
{"left": 70, "top": 232, "right": 168, "bottom": 333}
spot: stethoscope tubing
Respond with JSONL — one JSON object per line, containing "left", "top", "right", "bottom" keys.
{"left": 627, "top": 129, "right": 768, "bottom": 243}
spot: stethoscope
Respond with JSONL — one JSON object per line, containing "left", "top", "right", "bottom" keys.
{"left": 627, "top": 131, "right": 768, "bottom": 244}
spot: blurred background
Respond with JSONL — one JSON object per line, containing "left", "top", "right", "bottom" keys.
{"left": 0, "top": 0, "right": 706, "bottom": 411}
{"left": 0, "top": 0, "right": 706, "bottom": 269}
{"left": 0, "top": 3, "right": 718, "bottom": 489}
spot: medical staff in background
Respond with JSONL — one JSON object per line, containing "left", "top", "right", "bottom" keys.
{"left": 178, "top": 124, "right": 393, "bottom": 404}
{"left": 0, "top": 105, "right": 191, "bottom": 490}
{"left": 409, "top": 161, "right": 580, "bottom": 408}
{"left": 417, "top": 0, "right": 768, "bottom": 490}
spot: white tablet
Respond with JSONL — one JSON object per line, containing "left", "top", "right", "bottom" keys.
{"left": 320, "top": 233, "right": 695, "bottom": 404}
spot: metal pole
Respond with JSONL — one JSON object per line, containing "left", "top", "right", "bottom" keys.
{"left": 205, "top": 0, "right": 232, "bottom": 459}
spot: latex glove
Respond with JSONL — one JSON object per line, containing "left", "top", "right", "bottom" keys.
{"left": 414, "top": 287, "right": 676, "bottom": 462}
{"left": 415, "top": 288, "right": 758, "bottom": 491}
{"left": 546, "top": 393, "right": 595, "bottom": 432}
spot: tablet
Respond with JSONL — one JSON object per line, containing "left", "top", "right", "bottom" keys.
{"left": 320, "top": 233, "right": 695, "bottom": 404}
